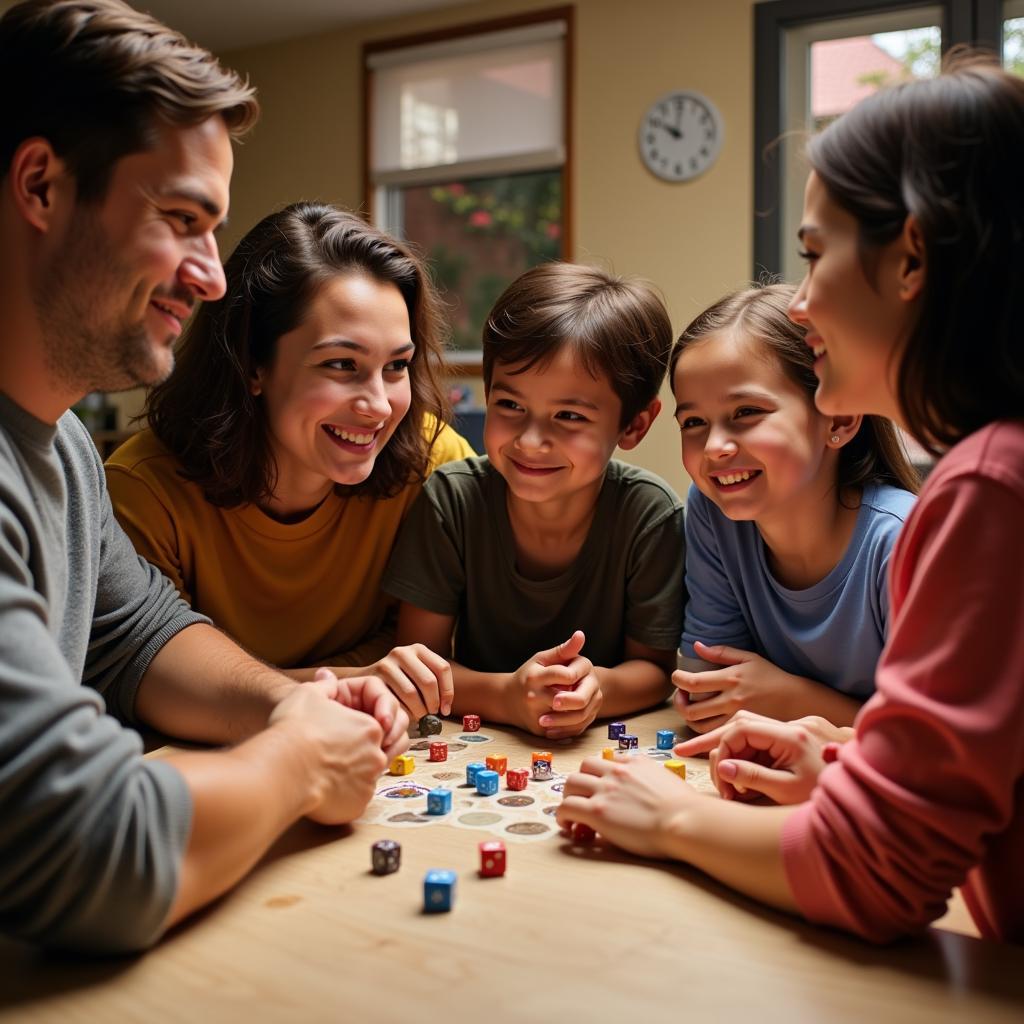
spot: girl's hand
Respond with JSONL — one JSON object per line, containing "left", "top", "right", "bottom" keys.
{"left": 363, "top": 644, "right": 454, "bottom": 721}
{"left": 673, "top": 710, "right": 830, "bottom": 804}
{"left": 556, "top": 755, "right": 695, "bottom": 858}
{"left": 506, "top": 631, "right": 603, "bottom": 738}
{"left": 672, "top": 641, "right": 801, "bottom": 732}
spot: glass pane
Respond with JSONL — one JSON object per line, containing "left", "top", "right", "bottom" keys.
{"left": 1005, "top": 0, "right": 1024, "bottom": 77}
{"left": 396, "top": 169, "right": 562, "bottom": 354}
{"left": 810, "top": 26, "right": 940, "bottom": 130}
{"left": 372, "top": 38, "right": 562, "bottom": 174}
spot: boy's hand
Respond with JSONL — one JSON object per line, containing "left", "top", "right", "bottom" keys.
{"left": 672, "top": 641, "right": 798, "bottom": 732}
{"left": 506, "top": 631, "right": 603, "bottom": 738}
{"left": 358, "top": 644, "right": 454, "bottom": 723}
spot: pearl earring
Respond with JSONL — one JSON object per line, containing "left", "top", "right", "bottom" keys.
{"left": 830, "top": 434, "right": 840, "bottom": 444}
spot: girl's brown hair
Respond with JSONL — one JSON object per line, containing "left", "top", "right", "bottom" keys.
{"left": 670, "top": 283, "right": 920, "bottom": 496}
{"left": 807, "top": 52, "right": 1024, "bottom": 454}
{"left": 145, "top": 202, "right": 452, "bottom": 507}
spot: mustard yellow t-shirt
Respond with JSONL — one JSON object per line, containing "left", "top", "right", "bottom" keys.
{"left": 105, "top": 420, "right": 473, "bottom": 668}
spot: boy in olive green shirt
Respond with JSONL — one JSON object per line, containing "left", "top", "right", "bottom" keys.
{"left": 383, "top": 263, "right": 684, "bottom": 738}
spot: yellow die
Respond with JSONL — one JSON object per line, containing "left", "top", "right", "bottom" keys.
{"left": 390, "top": 754, "right": 415, "bottom": 776}
{"left": 664, "top": 759, "right": 687, "bottom": 780}
{"left": 602, "top": 747, "right": 616, "bottom": 761}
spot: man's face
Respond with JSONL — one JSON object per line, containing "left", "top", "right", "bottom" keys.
{"left": 33, "top": 116, "right": 232, "bottom": 395}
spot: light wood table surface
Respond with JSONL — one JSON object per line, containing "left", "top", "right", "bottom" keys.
{"left": 1, "top": 705, "right": 1022, "bottom": 1023}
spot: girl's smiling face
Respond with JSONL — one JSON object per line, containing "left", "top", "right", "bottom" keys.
{"left": 673, "top": 328, "right": 838, "bottom": 524}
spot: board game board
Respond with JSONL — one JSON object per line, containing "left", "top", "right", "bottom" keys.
{"left": 356, "top": 721, "right": 716, "bottom": 843}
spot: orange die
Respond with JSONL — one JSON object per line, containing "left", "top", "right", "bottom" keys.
{"left": 485, "top": 755, "right": 507, "bottom": 776}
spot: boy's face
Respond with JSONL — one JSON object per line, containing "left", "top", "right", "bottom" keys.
{"left": 484, "top": 348, "right": 626, "bottom": 510}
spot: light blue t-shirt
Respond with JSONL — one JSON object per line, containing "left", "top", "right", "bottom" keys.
{"left": 681, "top": 481, "right": 916, "bottom": 699}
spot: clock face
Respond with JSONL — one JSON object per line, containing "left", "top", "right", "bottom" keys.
{"left": 638, "top": 90, "right": 724, "bottom": 183}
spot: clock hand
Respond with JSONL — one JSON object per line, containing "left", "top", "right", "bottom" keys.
{"left": 649, "top": 117, "right": 682, "bottom": 140}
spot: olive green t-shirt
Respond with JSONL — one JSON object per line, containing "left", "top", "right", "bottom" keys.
{"left": 382, "top": 456, "right": 685, "bottom": 671}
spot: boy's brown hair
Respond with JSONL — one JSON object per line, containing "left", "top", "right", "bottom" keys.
{"left": 0, "top": 0, "right": 258, "bottom": 200}
{"left": 482, "top": 262, "right": 673, "bottom": 427}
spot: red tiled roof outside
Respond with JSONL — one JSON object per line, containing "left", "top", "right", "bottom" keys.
{"left": 811, "top": 36, "right": 906, "bottom": 119}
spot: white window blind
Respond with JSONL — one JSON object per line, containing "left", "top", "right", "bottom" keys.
{"left": 369, "top": 22, "right": 566, "bottom": 186}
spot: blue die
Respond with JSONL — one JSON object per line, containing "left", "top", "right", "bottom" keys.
{"left": 424, "top": 869, "right": 456, "bottom": 913}
{"left": 618, "top": 733, "right": 639, "bottom": 749}
{"left": 427, "top": 788, "right": 452, "bottom": 815}
{"left": 608, "top": 721, "right": 626, "bottom": 740}
{"left": 475, "top": 769, "right": 500, "bottom": 795}
{"left": 656, "top": 730, "right": 675, "bottom": 750}
{"left": 466, "top": 761, "right": 486, "bottom": 786}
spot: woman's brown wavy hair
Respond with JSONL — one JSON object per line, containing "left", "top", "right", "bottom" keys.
{"left": 670, "top": 283, "right": 920, "bottom": 497}
{"left": 145, "top": 202, "right": 452, "bottom": 506}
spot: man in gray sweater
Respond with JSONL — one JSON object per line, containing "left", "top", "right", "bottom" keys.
{"left": 0, "top": 0, "right": 409, "bottom": 954}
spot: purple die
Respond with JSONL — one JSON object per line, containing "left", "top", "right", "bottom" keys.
{"left": 371, "top": 839, "right": 401, "bottom": 875}
{"left": 608, "top": 721, "right": 626, "bottom": 740}
{"left": 618, "top": 734, "right": 639, "bottom": 750}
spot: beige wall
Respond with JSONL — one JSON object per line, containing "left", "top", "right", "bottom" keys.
{"left": 218, "top": 0, "right": 759, "bottom": 494}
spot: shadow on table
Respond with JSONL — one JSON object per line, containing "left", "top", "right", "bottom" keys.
{"left": 0, "top": 817, "right": 350, "bottom": 1014}
{"left": 555, "top": 836, "right": 1024, "bottom": 1009}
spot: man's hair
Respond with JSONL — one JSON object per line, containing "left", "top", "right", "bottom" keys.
{"left": 482, "top": 262, "right": 673, "bottom": 427}
{"left": 145, "top": 202, "right": 453, "bottom": 506}
{"left": 0, "top": 0, "right": 258, "bottom": 200}
{"left": 671, "top": 283, "right": 920, "bottom": 497}
{"left": 807, "top": 51, "right": 1024, "bottom": 454}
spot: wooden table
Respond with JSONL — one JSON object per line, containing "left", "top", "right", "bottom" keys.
{"left": 2, "top": 705, "right": 1022, "bottom": 1023}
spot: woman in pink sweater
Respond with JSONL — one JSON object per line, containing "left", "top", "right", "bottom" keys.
{"left": 557, "top": 54, "right": 1024, "bottom": 944}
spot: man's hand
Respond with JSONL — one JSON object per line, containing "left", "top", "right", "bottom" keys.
{"left": 268, "top": 675, "right": 389, "bottom": 824}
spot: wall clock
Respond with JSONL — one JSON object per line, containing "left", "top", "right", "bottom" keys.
{"left": 638, "top": 90, "right": 724, "bottom": 182}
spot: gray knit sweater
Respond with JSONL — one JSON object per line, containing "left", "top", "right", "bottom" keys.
{"left": 0, "top": 392, "right": 206, "bottom": 953}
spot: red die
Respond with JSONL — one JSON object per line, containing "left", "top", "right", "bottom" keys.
{"left": 428, "top": 741, "right": 448, "bottom": 762}
{"left": 571, "top": 822, "right": 597, "bottom": 843}
{"left": 506, "top": 768, "right": 529, "bottom": 791}
{"left": 485, "top": 754, "right": 507, "bottom": 775}
{"left": 462, "top": 714, "right": 481, "bottom": 732}
{"left": 479, "top": 840, "right": 507, "bottom": 877}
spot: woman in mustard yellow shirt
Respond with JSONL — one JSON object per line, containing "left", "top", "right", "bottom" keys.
{"left": 107, "top": 203, "right": 471, "bottom": 706}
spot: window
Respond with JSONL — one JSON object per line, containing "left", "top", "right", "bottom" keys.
{"left": 1006, "top": 0, "right": 1024, "bottom": 74}
{"left": 365, "top": 10, "right": 573, "bottom": 367}
{"left": 754, "top": 1, "right": 1007, "bottom": 280}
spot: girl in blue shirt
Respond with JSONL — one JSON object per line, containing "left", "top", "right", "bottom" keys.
{"left": 671, "top": 283, "right": 919, "bottom": 731}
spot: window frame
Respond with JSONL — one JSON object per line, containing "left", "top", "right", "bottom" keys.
{"left": 753, "top": 0, "right": 1004, "bottom": 278}
{"left": 362, "top": 7, "right": 574, "bottom": 373}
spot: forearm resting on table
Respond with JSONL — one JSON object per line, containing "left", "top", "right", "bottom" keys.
{"left": 778, "top": 678, "right": 863, "bottom": 727}
{"left": 162, "top": 724, "right": 319, "bottom": 927}
{"left": 448, "top": 663, "right": 516, "bottom": 723}
{"left": 594, "top": 659, "right": 674, "bottom": 717}
{"left": 135, "top": 624, "right": 295, "bottom": 746}
{"left": 665, "top": 798, "right": 800, "bottom": 912}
